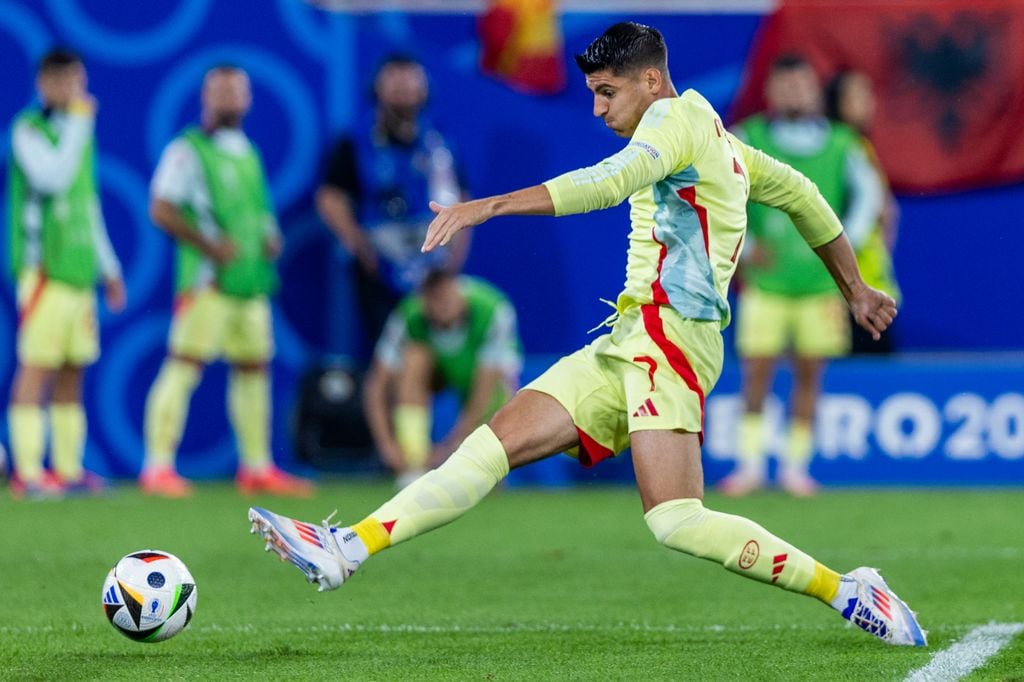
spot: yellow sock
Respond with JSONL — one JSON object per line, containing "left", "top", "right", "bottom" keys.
{"left": 394, "top": 403, "right": 430, "bottom": 470}
{"left": 351, "top": 518, "right": 391, "bottom": 555}
{"left": 50, "top": 403, "right": 86, "bottom": 482}
{"left": 8, "top": 404, "right": 45, "bottom": 483}
{"left": 144, "top": 359, "right": 200, "bottom": 468}
{"left": 737, "top": 412, "right": 766, "bottom": 478}
{"left": 783, "top": 419, "right": 814, "bottom": 475}
{"left": 359, "top": 424, "right": 509, "bottom": 550}
{"left": 228, "top": 369, "right": 271, "bottom": 471}
{"left": 645, "top": 498, "right": 839, "bottom": 604}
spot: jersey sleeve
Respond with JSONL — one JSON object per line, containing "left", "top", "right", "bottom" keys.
{"left": 372, "top": 309, "right": 408, "bottom": 371}
{"left": 543, "top": 99, "right": 694, "bottom": 216}
{"left": 476, "top": 301, "right": 523, "bottom": 373}
{"left": 150, "top": 138, "right": 199, "bottom": 207}
{"left": 731, "top": 132, "right": 843, "bottom": 248}
{"left": 12, "top": 114, "right": 93, "bottom": 196}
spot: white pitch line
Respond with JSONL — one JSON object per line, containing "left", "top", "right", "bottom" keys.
{"left": 905, "top": 622, "right": 1024, "bottom": 682}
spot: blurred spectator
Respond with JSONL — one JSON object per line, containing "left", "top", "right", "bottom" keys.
{"left": 825, "top": 68, "right": 901, "bottom": 354}
{"left": 6, "top": 48, "right": 125, "bottom": 499}
{"left": 363, "top": 270, "right": 521, "bottom": 488}
{"left": 141, "top": 65, "right": 312, "bottom": 498}
{"left": 317, "top": 55, "right": 469, "bottom": 359}
{"left": 723, "top": 54, "right": 884, "bottom": 497}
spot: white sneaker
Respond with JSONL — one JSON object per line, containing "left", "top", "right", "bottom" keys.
{"left": 248, "top": 506, "right": 367, "bottom": 592}
{"left": 840, "top": 567, "right": 927, "bottom": 646}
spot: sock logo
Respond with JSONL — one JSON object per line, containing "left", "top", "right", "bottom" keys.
{"left": 771, "top": 553, "right": 787, "bottom": 583}
{"left": 738, "top": 540, "right": 759, "bottom": 569}
{"left": 631, "top": 398, "right": 660, "bottom": 418}
{"left": 381, "top": 520, "right": 396, "bottom": 535}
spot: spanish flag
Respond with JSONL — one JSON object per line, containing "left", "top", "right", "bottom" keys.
{"left": 479, "top": 0, "right": 566, "bottom": 95}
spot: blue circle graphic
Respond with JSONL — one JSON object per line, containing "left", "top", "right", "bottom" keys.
{"left": 146, "top": 44, "right": 319, "bottom": 210}
{"left": 276, "top": 0, "right": 329, "bottom": 59}
{"left": 0, "top": 0, "right": 52, "bottom": 159}
{"left": 42, "top": 0, "right": 211, "bottom": 64}
{"left": 97, "top": 155, "right": 166, "bottom": 318}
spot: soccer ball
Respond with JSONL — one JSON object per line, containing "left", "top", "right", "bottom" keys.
{"left": 101, "top": 550, "right": 197, "bottom": 642}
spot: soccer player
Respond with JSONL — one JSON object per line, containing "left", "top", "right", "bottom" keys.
{"left": 7, "top": 48, "right": 125, "bottom": 499}
{"left": 363, "top": 269, "right": 522, "bottom": 487}
{"left": 722, "top": 55, "right": 885, "bottom": 497}
{"left": 140, "top": 65, "right": 312, "bottom": 498}
{"left": 317, "top": 55, "right": 469, "bottom": 357}
{"left": 249, "top": 23, "right": 925, "bottom": 646}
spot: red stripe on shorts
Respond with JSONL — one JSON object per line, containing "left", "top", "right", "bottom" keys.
{"left": 18, "top": 274, "right": 48, "bottom": 327}
{"left": 575, "top": 426, "right": 615, "bottom": 468}
{"left": 640, "top": 304, "right": 706, "bottom": 442}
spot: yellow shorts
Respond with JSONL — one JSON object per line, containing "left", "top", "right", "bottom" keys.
{"left": 526, "top": 305, "right": 723, "bottom": 466}
{"left": 16, "top": 270, "right": 99, "bottom": 369}
{"left": 168, "top": 288, "right": 274, "bottom": 363}
{"left": 735, "top": 288, "right": 850, "bottom": 358}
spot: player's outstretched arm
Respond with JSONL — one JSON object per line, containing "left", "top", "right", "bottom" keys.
{"left": 421, "top": 185, "right": 554, "bottom": 253}
{"left": 813, "top": 234, "right": 896, "bottom": 341}
{"left": 737, "top": 134, "right": 896, "bottom": 340}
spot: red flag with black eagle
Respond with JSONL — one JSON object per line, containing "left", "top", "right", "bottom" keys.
{"left": 478, "top": 0, "right": 566, "bottom": 95}
{"left": 730, "top": 0, "right": 1024, "bottom": 193}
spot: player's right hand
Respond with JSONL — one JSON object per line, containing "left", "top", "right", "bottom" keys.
{"left": 422, "top": 199, "right": 492, "bottom": 253}
{"left": 205, "top": 237, "right": 237, "bottom": 265}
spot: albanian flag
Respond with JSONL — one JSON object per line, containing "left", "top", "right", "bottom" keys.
{"left": 479, "top": 0, "right": 566, "bottom": 95}
{"left": 730, "top": 0, "right": 1024, "bottom": 193}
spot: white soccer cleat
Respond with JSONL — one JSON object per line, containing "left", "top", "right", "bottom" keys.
{"left": 247, "top": 506, "right": 367, "bottom": 592}
{"left": 840, "top": 567, "right": 927, "bottom": 646}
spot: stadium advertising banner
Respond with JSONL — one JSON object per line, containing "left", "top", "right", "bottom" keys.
{"left": 705, "top": 358, "right": 1024, "bottom": 486}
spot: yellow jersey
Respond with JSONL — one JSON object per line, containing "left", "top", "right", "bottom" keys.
{"left": 544, "top": 89, "right": 843, "bottom": 328}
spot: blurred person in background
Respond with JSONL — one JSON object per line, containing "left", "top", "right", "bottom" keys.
{"left": 317, "top": 54, "right": 469, "bottom": 359}
{"left": 140, "top": 64, "right": 312, "bottom": 498}
{"left": 363, "top": 269, "right": 522, "bottom": 488}
{"left": 723, "top": 54, "right": 884, "bottom": 497}
{"left": 6, "top": 48, "right": 125, "bottom": 499}
{"left": 825, "top": 68, "right": 900, "bottom": 354}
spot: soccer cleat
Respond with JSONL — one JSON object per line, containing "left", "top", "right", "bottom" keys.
{"left": 779, "top": 470, "right": 820, "bottom": 498}
{"left": 237, "top": 465, "right": 315, "bottom": 498}
{"left": 9, "top": 474, "right": 64, "bottom": 500}
{"left": 247, "top": 506, "right": 367, "bottom": 592}
{"left": 139, "top": 467, "right": 193, "bottom": 498}
{"left": 840, "top": 567, "right": 927, "bottom": 646}
{"left": 716, "top": 471, "right": 765, "bottom": 497}
{"left": 57, "top": 470, "right": 108, "bottom": 496}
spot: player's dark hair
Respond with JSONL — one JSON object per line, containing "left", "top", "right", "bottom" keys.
{"left": 824, "top": 68, "right": 855, "bottom": 122}
{"left": 377, "top": 52, "right": 422, "bottom": 73}
{"left": 574, "top": 22, "right": 668, "bottom": 76}
{"left": 770, "top": 53, "right": 813, "bottom": 74}
{"left": 420, "top": 268, "right": 456, "bottom": 294}
{"left": 38, "top": 48, "right": 81, "bottom": 74}
{"left": 205, "top": 63, "right": 246, "bottom": 78}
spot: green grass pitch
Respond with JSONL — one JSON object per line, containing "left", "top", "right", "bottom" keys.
{"left": 1, "top": 481, "right": 1022, "bottom": 680}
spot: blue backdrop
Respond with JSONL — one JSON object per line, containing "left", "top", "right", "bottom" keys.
{"left": 1, "top": 2, "right": 1021, "bottom": 481}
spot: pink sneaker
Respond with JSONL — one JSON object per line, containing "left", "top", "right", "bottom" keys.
{"left": 717, "top": 471, "right": 765, "bottom": 497}
{"left": 56, "top": 470, "right": 108, "bottom": 496}
{"left": 10, "top": 473, "right": 64, "bottom": 500}
{"left": 237, "top": 465, "right": 315, "bottom": 498}
{"left": 139, "top": 467, "right": 193, "bottom": 498}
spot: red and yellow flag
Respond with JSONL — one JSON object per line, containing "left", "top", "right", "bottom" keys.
{"left": 479, "top": 0, "right": 566, "bottom": 95}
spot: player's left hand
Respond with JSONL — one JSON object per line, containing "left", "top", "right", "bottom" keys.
{"left": 104, "top": 276, "right": 126, "bottom": 313}
{"left": 847, "top": 283, "right": 897, "bottom": 341}
{"left": 422, "top": 199, "right": 492, "bottom": 253}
